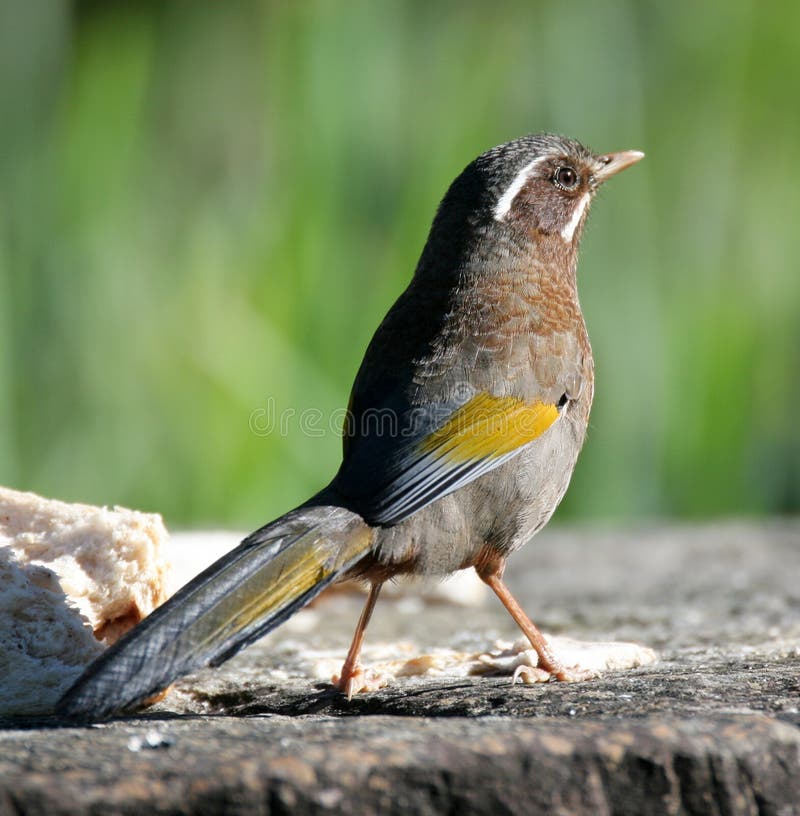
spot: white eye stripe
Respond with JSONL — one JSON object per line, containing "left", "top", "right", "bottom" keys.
{"left": 560, "top": 193, "right": 590, "bottom": 242}
{"left": 493, "top": 156, "right": 548, "bottom": 221}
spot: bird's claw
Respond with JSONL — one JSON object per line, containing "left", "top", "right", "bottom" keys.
{"left": 512, "top": 662, "right": 598, "bottom": 684}
{"left": 552, "top": 664, "right": 599, "bottom": 683}
{"left": 332, "top": 665, "right": 390, "bottom": 700}
{"left": 511, "top": 665, "right": 551, "bottom": 684}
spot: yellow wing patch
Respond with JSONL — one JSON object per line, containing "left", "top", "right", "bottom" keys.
{"left": 420, "top": 392, "right": 559, "bottom": 462}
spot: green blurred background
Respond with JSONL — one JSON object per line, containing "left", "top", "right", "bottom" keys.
{"left": 0, "top": 0, "right": 798, "bottom": 529}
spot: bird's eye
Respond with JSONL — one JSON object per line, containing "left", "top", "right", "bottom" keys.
{"left": 554, "top": 166, "right": 579, "bottom": 190}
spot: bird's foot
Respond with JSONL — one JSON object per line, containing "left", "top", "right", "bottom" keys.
{"left": 551, "top": 664, "right": 599, "bottom": 683}
{"left": 332, "top": 664, "right": 390, "bottom": 700}
{"left": 511, "top": 665, "right": 551, "bottom": 684}
{"left": 142, "top": 686, "right": 172, "bottom": 707}
{"left": 512, "top": 662, "right": 598, "bottom": 684}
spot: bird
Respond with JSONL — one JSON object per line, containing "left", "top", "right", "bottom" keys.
{"left": 58, "top": 133, "right": 644, "bottom": 720}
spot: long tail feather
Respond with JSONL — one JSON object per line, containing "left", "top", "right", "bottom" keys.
{"left": 56, "top": 504, "right": 373, "bottom": 720}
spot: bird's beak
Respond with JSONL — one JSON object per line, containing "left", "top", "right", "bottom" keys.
{"left": 593, "top": 150, "right": 645, "bottom": 182}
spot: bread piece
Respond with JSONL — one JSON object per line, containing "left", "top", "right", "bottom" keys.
{"left": 0, "top": 487, "right": 171, "bottom": 715}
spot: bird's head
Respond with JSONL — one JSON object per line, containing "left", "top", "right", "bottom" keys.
{"left": 423, "top": 134, "right": 643, "bottom": 274}
{"left": 487, "top": 134, "right": 644, "bottom": 245}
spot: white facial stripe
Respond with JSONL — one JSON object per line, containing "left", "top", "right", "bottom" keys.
{"left": 560, "top": 193, "right": 590, "bottom": 242}
{"left": 493, "top": 156, "right": 548, "bottom": 221}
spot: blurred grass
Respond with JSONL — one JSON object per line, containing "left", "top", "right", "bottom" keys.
{"left": 0, "top": 0, "right": 797, "bottom": 527}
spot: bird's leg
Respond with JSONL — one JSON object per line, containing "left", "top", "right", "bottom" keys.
{"left": 332, "top": 581, "right": 388, "bottom": 699}
{"left": 476, "top": 560, "right": 595, "bottom": 682}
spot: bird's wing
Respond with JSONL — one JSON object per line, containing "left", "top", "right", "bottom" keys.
{"left": 338, "top": 390, "right": 561, "bottom": 525}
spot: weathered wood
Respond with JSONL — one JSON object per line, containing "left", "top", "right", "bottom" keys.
{"left": 2, "top": 521, "right": 799, "bottom": 815}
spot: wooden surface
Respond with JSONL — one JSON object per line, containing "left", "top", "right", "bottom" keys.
{"left": 2, "top": 520, "right": 799, "bottom": 815}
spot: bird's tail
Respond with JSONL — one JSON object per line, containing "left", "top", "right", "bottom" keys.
{"left": 57, "top": 503, "right": 374, "bottom": 721}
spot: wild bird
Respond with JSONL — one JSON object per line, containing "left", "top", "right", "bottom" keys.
{"left": 58, "top": 134, "right": 643, "bottom": 720}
